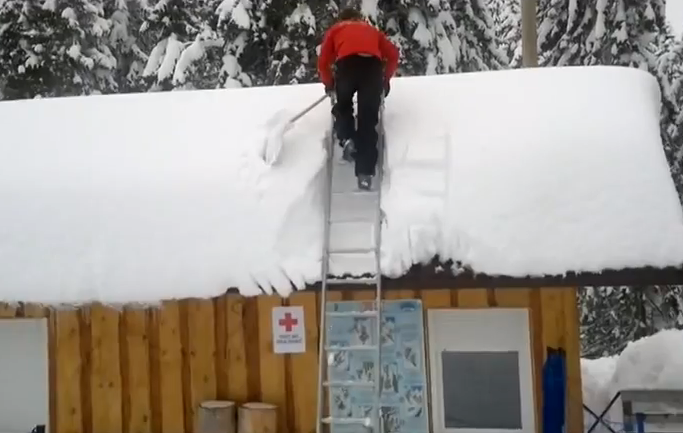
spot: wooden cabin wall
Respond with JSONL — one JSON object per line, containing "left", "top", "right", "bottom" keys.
{"left": 0, "top": 288, "right": 583, "bottom": 433}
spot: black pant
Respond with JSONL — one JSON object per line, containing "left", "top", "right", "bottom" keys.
{"left": 332, "top": 54, "right": 384, "bottom": 176}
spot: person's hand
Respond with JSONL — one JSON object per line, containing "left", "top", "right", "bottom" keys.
{"left": 325, "top": 82, "right": 335, "bottom": 96}
{"left": 383, "top": 80, "right": 390, "bottom": 97}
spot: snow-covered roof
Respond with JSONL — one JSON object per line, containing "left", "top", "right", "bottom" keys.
{"left": 667, "top": 1, "right": 683, "bottom": 38}
{"left": 1, "top": 65, "right": 682, "bottom": 304}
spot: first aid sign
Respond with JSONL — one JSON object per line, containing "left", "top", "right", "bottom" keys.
{"left": 272, "top": 306, "right": 306, "bottom": 354}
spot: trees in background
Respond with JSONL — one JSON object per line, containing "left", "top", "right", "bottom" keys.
{"left": 0, "top": 0, "right": 508, "bottom": 94}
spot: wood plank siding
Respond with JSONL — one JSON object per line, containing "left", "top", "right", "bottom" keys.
{"left": 0, "top": 288, "right": 583, "bottom": 433}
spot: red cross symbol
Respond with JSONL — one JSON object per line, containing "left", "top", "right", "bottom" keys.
{"left": 279, "top": 312, "right": 298, "bottom": 332}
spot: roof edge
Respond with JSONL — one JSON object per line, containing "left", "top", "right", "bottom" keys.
{"left": 371, "top": 259, "right": 683, "bottom": 290}
{"left": 227, "top": 257, "right": 683, "bottom": 294}
{"left": 5, "top": 260, "right": 680, "bottom": 308}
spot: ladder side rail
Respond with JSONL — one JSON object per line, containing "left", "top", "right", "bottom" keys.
{"left": 315, "top": 102, "right": 337, "bottom": 433}
{"left": 372, "top": 95, "right": 386, "bottom": 433}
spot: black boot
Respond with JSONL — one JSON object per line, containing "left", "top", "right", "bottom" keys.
{"left": 357, "top": 174, "right": 372, "bottom": 191}
{"left": 341, "top": 138, "right": 355, "bottom": 163}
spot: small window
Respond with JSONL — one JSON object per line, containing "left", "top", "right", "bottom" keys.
{"left": 440, "top": 350, "right": 523, "bottom": 430}
{"left": 428, "top": 309, "right": 535, "bottom": 433}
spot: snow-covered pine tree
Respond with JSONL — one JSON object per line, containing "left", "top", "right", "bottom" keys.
{"left": 170, "top": 0, "right": 224, "bottom": 89}
{"left": 539, "top": 0, "right": 665, "bottom": 68}
{"left": 487, "top": 0, "right": 520, "bottom": 67}
{"left": 378, "top": 0, "right": 507, "bottom": 75}
{"left": 212, "top": 0, "right": 270, "bottom": 88}
{"left": 107, "top": 0, "right": 150, "bottom": 92}
{"left": 579, "top": 287, "right": 653, "bottom": 358}
{"left": 647, "top": 286, "right": 683, "bottom": 329}
{"left": 266, "top": 0, "right": 335, "bottom": 85}
{"left": 67, "top": 0, "right": 120, "bottom": 93}
{"left": 449, "top": 0, "right": 509, "bottom": 71}
{"left": 655, "top": 25, "right": 683, "bottom": 200}
{"left": 380, "top": 0, "right": 431, "bottom": 76}
{"left": 138, "top": 0, "right": 215, "bottom": 90}
{"left": 0, "top": 0, "right": 117, "bottom": 99}
{"left": 672, "top": 69, "right": 683, "bottom": 199}
{"left": 0, "top": 0, "right": 67, "bottom": 99}
{"left": 580, "top": 285, "right": 683, "bottom": 358}
{"left": 536, "top": 0, "right": 577, "bottom": 66}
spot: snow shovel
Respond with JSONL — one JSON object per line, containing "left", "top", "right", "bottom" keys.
{"left": 262, "top": 94, "right": 329, "bottom": 166}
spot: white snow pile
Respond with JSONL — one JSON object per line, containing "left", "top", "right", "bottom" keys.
{"left": 581, "top": 329, "right": 683, "bottom": 433}
{"left": 0, "top": 65, "right": 683, "bottom": 304}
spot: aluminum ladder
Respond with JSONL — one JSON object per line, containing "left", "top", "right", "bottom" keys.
{"left": 315, "top": 96, "right": 386, "bottom": 433}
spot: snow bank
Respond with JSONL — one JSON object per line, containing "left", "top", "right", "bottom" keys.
{"left": 581, "top": 356, "right": 620, "bottom": 432}
{"left": 581, "top": 329, "right": 683, "bottom": 433}
{"left": 0, "top": 65, "right": 682, "bottom": 303}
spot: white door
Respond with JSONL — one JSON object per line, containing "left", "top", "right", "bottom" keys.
{"left": 0, "top": 318, "right": 49, "bottom": 433}
{"left": 427, "top": 308, "right": 535, "bottom": 433}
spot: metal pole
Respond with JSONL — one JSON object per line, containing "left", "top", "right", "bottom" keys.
{"left": 521, "top": 0, "right": 538, "bottom": 67}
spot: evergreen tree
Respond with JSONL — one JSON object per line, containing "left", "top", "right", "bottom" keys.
{"left": 654, "top": 25, "right": 683, "bottom": 200}
{"left": 647, "top": 286, "right": 683, "bottom": 329}
{"left": 380, "top": 0, "right": 507, "bottom": 75}
{"left": 107, "top": 0, "right": 149, "bottom": 92}
{"left": 170, "top": 0, "right": 223, "bottom": 89}
{"left": 487, "top": 0, "right": 520, "bottom": 67}
{"left": 266, "top": 0, "right": 335, "bottom": 85}
{"left": 451, "top": 0, "right": 509, "bottom": 71}
{"left": 212, "top": 0, "right": 271, "bottom": 88}
{"left": 381, "top": 2, "right": 433, "bottom": 76}
{"left": 538, "top": 0, "right": 665, "bottom": 69}
{"left": 139, "top": 0, "right": 209, "bottom": 90}
{"left": 0, "top": 0, "right": 64, "bottom": 99}
{"left": 580, "top": 287, "right": 652, "bottom": 358}
{"left": 580, "top": 287, "right": 683, "bottom": 358}
{"left": 537, "top": 0, "right": 576, "bottom": 66}
{"left": 0, "top": 0, "right": 117, "bottom": 99}
{"left": 62, "top": 0, "right": 119, "bottom": 93}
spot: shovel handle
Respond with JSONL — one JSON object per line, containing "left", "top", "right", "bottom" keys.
{"left": 288, "top": 94, "right": 329, "bottom": 124}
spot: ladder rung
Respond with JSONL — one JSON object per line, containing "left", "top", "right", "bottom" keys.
{"left": 322, "top": 417, "right": 373, "bottom": 426}
{"left": 332, "top": 190, "right": 378, "bottom": 196}
{"left": 328, "top": 216, "right": 375, "bottom": 224}
{"left": 326, "top": 310, "right": 378, "bottom": 318}
{"left": 326, "top": 277, "right": 376, "bottom": 285}
{"left": 323, "top": 380, "right": 375, "bottom": 387}
{"left": 326, "top": 345, "right": 377, "bottom": 351}
{"left": 329, "top": 246, "right": 376, "bottom": 254}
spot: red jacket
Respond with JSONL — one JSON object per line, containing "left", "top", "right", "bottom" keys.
{"left": 317, "top": 20, "right": 400, "bottom": 87}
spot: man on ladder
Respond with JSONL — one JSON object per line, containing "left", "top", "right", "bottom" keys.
{"left": 317, "top": 7, "right": 400, "bottom": 190}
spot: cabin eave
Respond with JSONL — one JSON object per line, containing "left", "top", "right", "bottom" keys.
{"left": 225, "top": 259, "right": 683, "bottom": 296}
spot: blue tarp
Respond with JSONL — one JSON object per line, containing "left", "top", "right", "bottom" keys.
{"left": 542, "top": 347, "right": 567, "bottom": 433}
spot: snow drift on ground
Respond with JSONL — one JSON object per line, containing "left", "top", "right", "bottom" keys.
{"left": 581, "top": 329, "right": 683, "bottom": 433}
{"left": 0, "top": 65, "right": 682, "bottom": 303}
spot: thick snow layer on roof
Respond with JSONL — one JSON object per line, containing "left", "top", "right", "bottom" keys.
{"left": 580, "top": 329, "right": 683, "bottom": 433}
{"left": 0, "top": 65, "right": 682, "bottom": 303}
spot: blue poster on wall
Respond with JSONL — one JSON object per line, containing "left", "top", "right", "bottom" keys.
{"left": 325, "top": 299, "right": 429, "bottom": 433}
